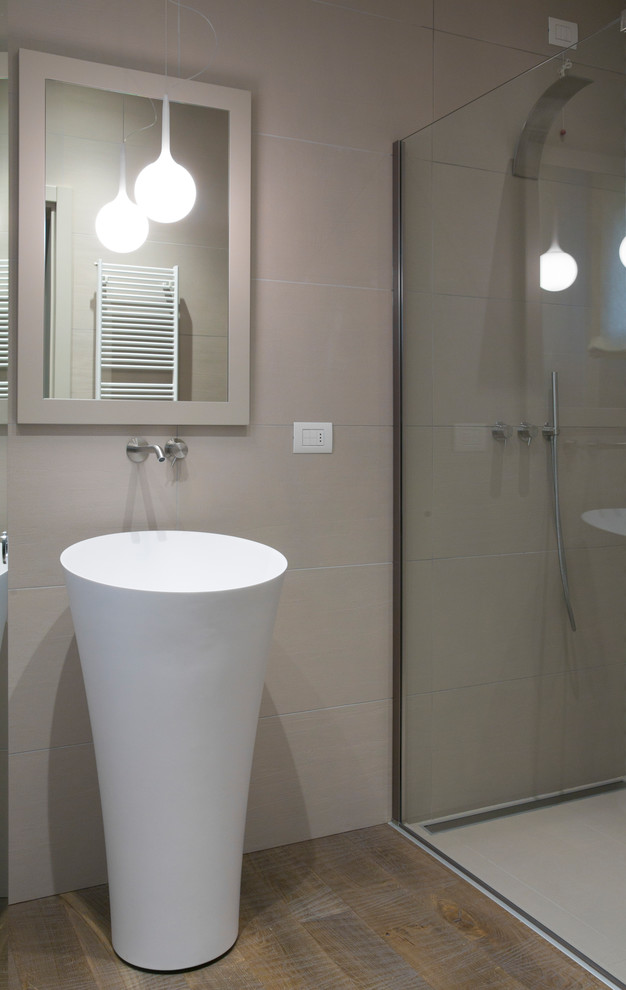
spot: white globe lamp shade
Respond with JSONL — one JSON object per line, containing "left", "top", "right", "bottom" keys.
{"left": 95, "top": 145, "right": 149, "bottom": 254}
{"left": 540, "top": 244, "right": 578, "bottom": 292}
{"left": 134, "top": 95, "right": 196, "bottom": 224}
{"left": 95, "top": 190, "right": 149, "bottom": 253}
{"left": 618, "top": 235, "right": 626, "bottom": 268}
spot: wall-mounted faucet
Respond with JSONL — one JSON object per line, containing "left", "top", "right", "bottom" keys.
{"left": 126, "top": 437, "right": 166, "bottom": 463}
{"left": 126, "top": 437, "right": 189, "bottom": 465}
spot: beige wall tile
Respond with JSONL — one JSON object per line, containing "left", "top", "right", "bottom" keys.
{"left": 562, "top": 664, "right": 626, "bottom": 789}
{"left": 401, "top": 155, "right": 433, "bottom": 295}
{"left": 432, "top": 164, "right": 528, "bottom": 300}
{"left": 559, "top": 432, "right": 626, "bottom": 546}
{"left": 319, "top": 0, "right": 432, "bottom": 23}
{"left": 250, "top": 5, "right": 434, "bottom": 151}
{"left": 251, "top": 280, "right": 392, "bottom": 427}
{"left": 432, "top": 294, "right": 535, "bottom": 425}
{"left": 402, "top": 291, "right": 434, "bottom": 427}
{"left": 426, "top": 553, "right": 565, "bottom": 692}
{"left": 434, "top": 0, "right": 623, "bottom": 57}
{"left": 402, "top": 692, "right": 433, "bottom": 823}
{"left": 431, "top": 427, "right": 552, "bottom": 558}
{"left": 429, "top": 675, "right": 565, "bottom": 818}
{"left": 178, "top": 426, "right": 392, "bottom": 570}
{"left": 9, "top": 746, "right": 107, "bottom": 903}
{"left": 433, "top": 33, "right": 541, "bottom": 119}
{"left": 402, "top": 427, "right": 434, "bottom": 562}
{"left": 262, "top": 563, "right": 392, "bottom": 717}
{"left": 244, "top": 701, "right": 391, "bottom": 852}
{"left": 9, "top": 430, "right": 178, "bottom": 590}
{"left": 402, "top": 559, "right": 434, "bottom": 697}
{"left": 255, "top": 136, "right": 391, "bottom": 290}
{"left": 9, "top": 587, "right": 91, "bottom": 754}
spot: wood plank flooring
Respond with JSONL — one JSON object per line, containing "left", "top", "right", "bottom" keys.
{"left": 8, "top": 825, "right": 610, "bottom": 989}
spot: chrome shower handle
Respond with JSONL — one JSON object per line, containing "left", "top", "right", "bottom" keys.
{"left": 517, "top": 422, "right": 538, "bottom": 445}
{"left": 492, "top": 421, "right": 513, "bottom": 441}
{"left": 164, "top": 438, "right": 188, "bottom": 464}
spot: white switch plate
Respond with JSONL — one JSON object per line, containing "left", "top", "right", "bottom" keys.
{"left": 548, "top": 16, "right": 578, "bottom": 48}
{"left": 293, "top": 422, "right": 333, "bottom": 453}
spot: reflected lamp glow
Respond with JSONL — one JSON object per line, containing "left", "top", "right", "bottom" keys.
{"left": 134, "top": 95, "right": 196, "bottom": 223}
{"left": 95, "top": 145, "right": 149, "bottom": 253}
{"left": 540, "top": 240, "right": 578, "bottom": 292}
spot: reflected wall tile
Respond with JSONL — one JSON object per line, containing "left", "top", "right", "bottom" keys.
{"left": 251, "top": 280, "right": 392, "bottom": 427}
{"left": 9, "top": 745, "right": 107, "bottom": 904}
{"left": 402, "top": 291, "right": 433, "bottom": 427}
{"left": 431, "top": 426, "right": 552, "bottom": 558}
{"left": 429, "top": 675, "right": 564, "bottom": 819}
{"left": 432, "top": 294, "right": 530, "bottom": 425}
{"left": 431, "top": 64, "right": 556, "bottom": 174}
{"left": 558, "top": 430, "right": 626, "bottom": 547}
{"left": 562, "top": 664, "right": 626, "bottom": 789}
{"left": 432, "top": 165, "right": 529, "bottom": 300}
{"left": 255, "top": 136, "right": 391, "bottom": 290}
{"left": 9, "top": 587, "right": 91, "bottom": 754}
{"left": 178, "top": 426, "right": 392, "bottom": 570}
{"left": 244, "top": 700, "right": 391, "bottom": 852}
{"left": 402, "top": 692, "right": 433, "bottom": 824}
{"left": 9, "top": 431, "right": 178, "bottom": 590}
{"left": 428, "top": 552, "right": 568, "bottom": 692}
{"left": 402, "top": 156, "right": 434, "bottom": 295}
{"left": 403, "top": 559, "right": 434, "bottom": 697}
{"left": 261, "top": 563, "right": 392, "bottom": 717}
{"left": 402, "top": 426, "right": 433, "bottom": 561}
{"left": 565, "top": 547, "right": 626, "bottom": 669}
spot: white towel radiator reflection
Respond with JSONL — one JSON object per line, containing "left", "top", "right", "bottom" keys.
{"left": 96, "top": 260, "right": 179, "bottom": 400}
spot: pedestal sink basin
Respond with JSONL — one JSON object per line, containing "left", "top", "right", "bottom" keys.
{"left": 61, "top": 530, "right": 287, "bottom": 972}
{"left": 581, "top": 508, "right": 626, "bottom": 536}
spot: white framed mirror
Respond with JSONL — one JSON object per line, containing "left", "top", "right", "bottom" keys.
{"left": 17, "top": 49, "right": 251, "bottom": 425}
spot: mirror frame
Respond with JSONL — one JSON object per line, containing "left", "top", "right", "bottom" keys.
{"left": 17, "top": 48, "right": 251, "bottom": 425}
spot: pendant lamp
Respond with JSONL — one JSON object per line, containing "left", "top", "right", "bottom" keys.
{"left": 540, "top": 237, "right": 578, "bottom": 292}
{"left": 134, "top": 95, "right": 196, "bottom": 224}
{"left": 95, "top": 144, "right": 149, "bottom": 253}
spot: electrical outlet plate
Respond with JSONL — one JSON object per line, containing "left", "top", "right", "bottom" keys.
{"left": 293, "top": 422, "right": 333, "bottom": 453}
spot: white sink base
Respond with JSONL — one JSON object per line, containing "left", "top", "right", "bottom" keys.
{"left": 61, "top": 531, "right": 287, "bottom": 971}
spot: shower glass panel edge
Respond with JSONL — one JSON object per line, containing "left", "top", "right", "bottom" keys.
{"left": 393, "top": 15, "right": 626, "bottom": 988}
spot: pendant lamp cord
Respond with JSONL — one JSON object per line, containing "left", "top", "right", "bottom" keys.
{"left": 165, "top": 0, "right": 219, "bottom": 82}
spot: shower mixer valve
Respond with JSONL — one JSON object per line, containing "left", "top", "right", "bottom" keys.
{"left": 491, "top": 421, "right": 513, "bottom": 441}
{"left": 517, "top": 422, "right": 538, "bottom": 445}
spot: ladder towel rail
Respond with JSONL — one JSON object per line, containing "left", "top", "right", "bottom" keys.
{"left": 96, "top": 260, "right": 179, "bottom": 401}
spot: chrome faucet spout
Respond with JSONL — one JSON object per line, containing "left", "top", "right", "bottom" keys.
{"left": 145, "top": 443, "right": 166, "bottom": 462}
{"left": 126, "top": 437, "right": 166, "bottom": 463}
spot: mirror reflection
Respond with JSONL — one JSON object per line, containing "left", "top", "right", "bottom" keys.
{"left": 45, "top": 81, "right": 229, "bottom": 402}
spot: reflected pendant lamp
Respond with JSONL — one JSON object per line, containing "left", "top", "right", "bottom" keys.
{"left": 540, "top": 238, "right": 578, "bottom": 292}
{"left": 134, "top": 95, "right": 196, "bottom": 223}
{"left": 95, "top": 144, "right": 149, "bottom": 253}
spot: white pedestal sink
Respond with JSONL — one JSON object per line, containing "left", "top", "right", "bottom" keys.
{"left": 61, "top": 530, "right": 287, "bottom": 972}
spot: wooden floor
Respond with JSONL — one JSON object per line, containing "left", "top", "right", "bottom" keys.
{"left": 8, "top": 824, "right": 611, "bottom": 989}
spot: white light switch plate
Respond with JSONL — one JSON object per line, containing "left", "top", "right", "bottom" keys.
{"left": 548, "top": 16, "right": 578, "bottom": 48}
{"left": 293, "top": 422, "right": 333, "bottom": 453}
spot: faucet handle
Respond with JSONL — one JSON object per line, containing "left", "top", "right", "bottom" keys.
{"left": 165, "top": 438, "right": 188, "bottom": 464}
